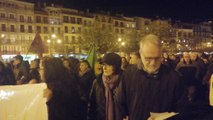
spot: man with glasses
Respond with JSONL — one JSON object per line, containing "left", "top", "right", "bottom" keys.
{"left": 116, "top": 34, "right": 187, "bottom": 120}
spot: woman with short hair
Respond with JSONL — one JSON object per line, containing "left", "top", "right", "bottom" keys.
{"left": 87, "top": 53, "right": 123, "bottom": 120}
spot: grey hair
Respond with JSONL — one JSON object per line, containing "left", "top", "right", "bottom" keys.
{"left": 139, "top": 34, "right": 162, "bottom": 49}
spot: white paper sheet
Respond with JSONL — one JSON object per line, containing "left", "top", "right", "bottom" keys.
{"left": 148, "top": 112, "right": 178, "bottom": 120}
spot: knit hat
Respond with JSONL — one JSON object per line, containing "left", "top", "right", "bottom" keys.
{"left": 102, "top": 53, "right": 122, "bottom": 73}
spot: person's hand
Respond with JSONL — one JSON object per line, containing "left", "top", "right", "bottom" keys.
{"left": 28, "top": 79, "right": 37, "bottom": 84}
{"left": 16, "top": 80, "right": 23, "bottom": 85}
{"left": 43, "top": 88, "right": 53, "bottom": 102}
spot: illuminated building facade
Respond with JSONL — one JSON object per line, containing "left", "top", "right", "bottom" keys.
{"left": 0, "top": 0, "right": 211, "bottom": 57}
{"left": 0, "top": 0, "right": 34, "bottom": 55}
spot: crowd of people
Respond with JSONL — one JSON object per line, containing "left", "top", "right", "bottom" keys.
{"left": 0, "top": 34, "right": 213, "bottom": 120}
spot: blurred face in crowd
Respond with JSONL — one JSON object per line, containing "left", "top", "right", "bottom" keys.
{"left": 63, "top": 60, "right": 70, "bottom": 70}
{"left": 129, "top": 54, "right": 139, "bottom": 65}
{"left": 13, "top": 59, "right": 21, "bottom": 66}
{"left": 30, "top": 60, "right": 37, "bottom": 69}
{"left": 140, "top": 42, "right": 162, "bottom": 74}
{"left": 80, "top": 62, "right": 88, "bottom": 72}
{"left": 163, "top": 53, "right": 169, "bottom": 59}
{"left": 169, "top": 54, "right": 176, "bottom": 60}
{"left": 95, "top": 62, "right": 102, "bottom": 75}
{"left": 183, "top": 52, "right": 191, "bottom": 64}
{"left": 121, "top": 57, "right": 128, "bottom": 65}
{"left": 189, "top": 52, "right": 198, "bottom": 61}
{"left": 103, "top": 63, "right": 114, "bottom": 76}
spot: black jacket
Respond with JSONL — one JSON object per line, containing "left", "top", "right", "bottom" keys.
{"left": 46, "top": 75, "right": 81, "bottom": 120}
{"left": 116, "top": 64, "right": 188, "bottom": 120}
{"left": 79, "top": 70, "right": 96, "bottom": 102}
{"left": 14, "top": 61, "right": 29, "bottom": 84}
{"left": 87, "top": 73, "right": 122, "bottom": 120}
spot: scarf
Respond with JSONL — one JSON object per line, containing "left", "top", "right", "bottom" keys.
{"left": 102, "top": 74, "right": 119, "bottom": 120}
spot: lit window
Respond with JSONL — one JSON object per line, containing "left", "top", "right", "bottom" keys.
{"left": 126, "top": 24, "right": 129, "bottom": 28}
{"left": 71, "top": 27, "right": 75, "bottom": 33}
{"left": 132, "top": 24, "right": 135, "bottom": 28}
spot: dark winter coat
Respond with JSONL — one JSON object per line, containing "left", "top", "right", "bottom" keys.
{"left": 29, "top": 68, "right": 40, "bottom": 83}
{"left": 116, "top": 64, "right": 188, "bottom": 120}
{"left": 46, "top": 74, "right": 81, "bottom": 120}
{"left": 14, "top": 61, "right": 29, "bottom": 84}
{"left": 79, "top": 69, "right": 96, "bottom": 102}
{"left": 87, "top": 73, "right": 122, "bottom": 120}
{"left": 0, "top": 69, "right": 16, "bottom": 85}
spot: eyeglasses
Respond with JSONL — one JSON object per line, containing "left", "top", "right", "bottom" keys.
{"left": 143, "top": 57, "right": 162, "bottom": 62}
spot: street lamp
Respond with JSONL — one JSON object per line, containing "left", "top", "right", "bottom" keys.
{"left": 0, "top": 34, "right": 5, "bottom": 54}
{"left": 47, "top": 39, "right": 51, "bottom": 43}
{"left": 57, "top": 39, "right": 62, "bottom": 44}
{"left": 47, "top": 34, "right": 62, "bottom": 56}
{"left": 1, "top": 34, "right": 5, "bottom": 38}
{"left": 117, "top": 37, "right": 126, "bottom": 52}
{"left": 207, "top": 42, "right": 212, "bottom": 47}
{"left": 51, "top": 34, "right": 56, "bottom": 38}
{"left": 118, "top": 38, "right": 122, "bottom": 42}
{"left": 121, "top": 42, "right": 125, "bottom": 46}
{"left": 47, "top": 39, "right": 51, "bottom": 55}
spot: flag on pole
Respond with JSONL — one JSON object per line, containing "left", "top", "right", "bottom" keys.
{"left": 29, "top": 32, "right": 47, "bottom": 58}
{"left": 86, "top": 46, "right": 96, "bottom": 70}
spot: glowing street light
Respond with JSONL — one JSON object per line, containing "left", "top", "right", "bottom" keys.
{"left": 207, "top": 42, "right": 212, "bottom": 47}
{"left": 51, "top": 34, "right": 56, "bottom": 38}
{"left": 121, "top": 42, "right": 125, "bottom": 46}
{"left": 1, "top": 34, "right": 5, "bottom": 38}
{"left": 57, "top": 39, "right": 62, "bottom": 44}
{"left": 47, "top": 39, "right": 51, "bottom": 43}
{"left": 47, "top": 34, "right": 63, "bottom": 55}
{"left": 118, "top": 38, "right": 122, "bottom": 42}
{"left": 183, "top": 40, "right": 186, "bottom": 43}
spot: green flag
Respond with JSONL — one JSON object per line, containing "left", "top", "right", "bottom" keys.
{"left": 86, "top": 46, "right": 96, "bottom": 69}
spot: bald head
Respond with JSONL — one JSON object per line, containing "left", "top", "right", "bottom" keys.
{"left": 139, "top": 34, "right": 162, "bottom": 51}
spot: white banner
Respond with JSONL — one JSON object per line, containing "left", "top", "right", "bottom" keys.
{"left": 210, "top": 74, "right": 213, "bottom": 106}
{"left": 0, "top": 83, "right": 48, "bottom": 120}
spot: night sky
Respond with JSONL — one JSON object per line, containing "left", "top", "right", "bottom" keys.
{"left": 26, "top": 0, "right": 213, "bottom": 23}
